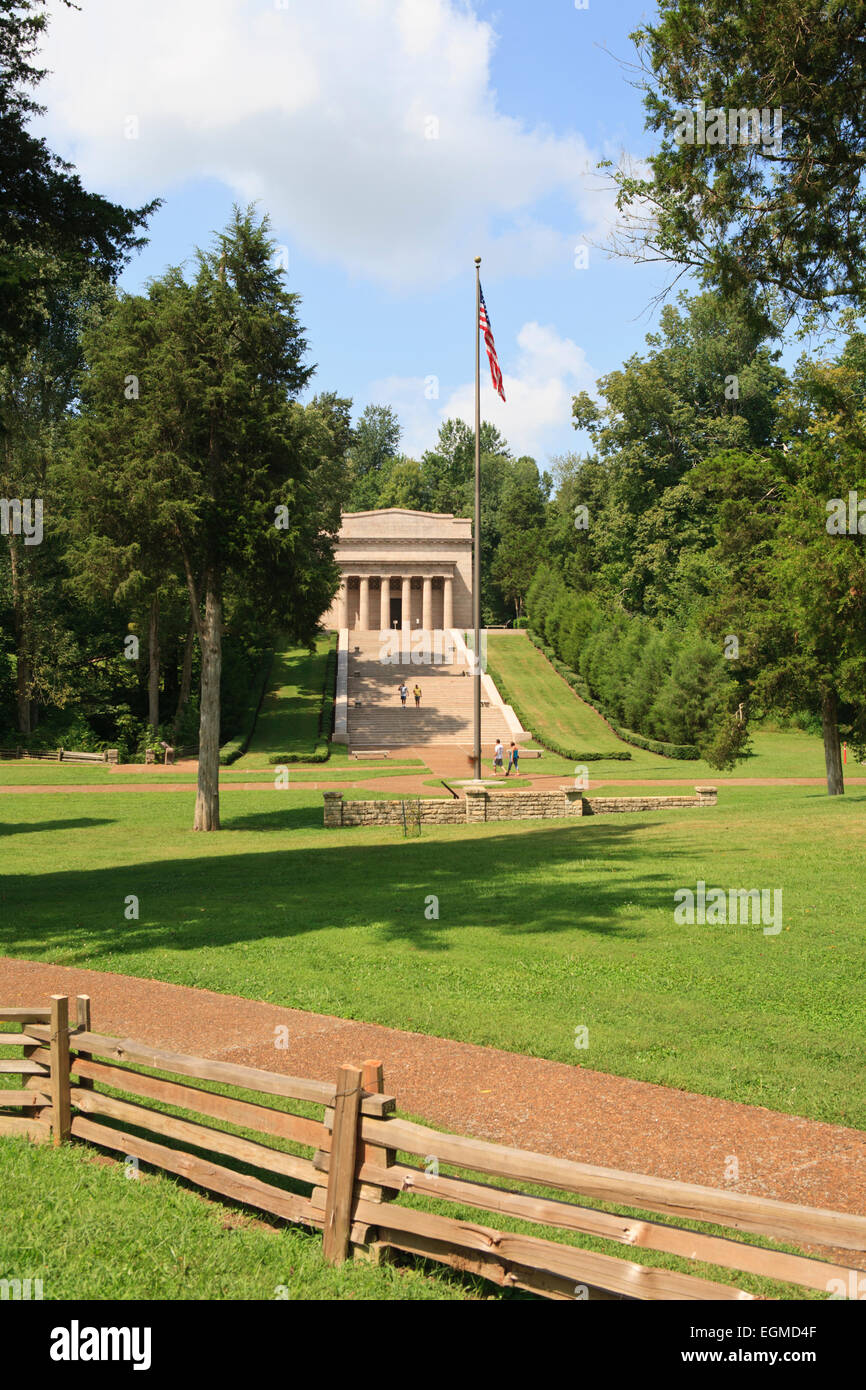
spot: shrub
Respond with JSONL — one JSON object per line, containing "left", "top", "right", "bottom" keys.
{"left": 267, "top": 745, "right": 330, "bottom": 765}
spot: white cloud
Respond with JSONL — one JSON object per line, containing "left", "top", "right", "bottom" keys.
{"left": 38, "top": 0, "right": 613, "bottom": 289}
{"left": 368, "top": 321, "right": 595, "bottom": 460}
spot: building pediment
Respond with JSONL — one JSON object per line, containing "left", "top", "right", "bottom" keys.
{"left": 338, "top": 509, "right": 472, "bottom": 542}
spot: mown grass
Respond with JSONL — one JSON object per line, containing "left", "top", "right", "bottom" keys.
{"left": 1, "top": 782, "right": 862, "bottom": 1128}
{"left": 0, "top": 1136, "right": 491, "bottom": 1300}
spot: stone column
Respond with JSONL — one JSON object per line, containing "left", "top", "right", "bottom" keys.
{"left": 464, "top": 787, "right": 488, "bottom": 822}
{"left": 379, "top": 577, "right": 390, "bottom": 631}
{"left": 323, "top": 791, "right": 344, "bottom": 827}
{"left": 562, "top": 787, "right": 585, "bottom": 816}
{"left": 443, "top": 575, "right": 454, "bottom": 630}
{"left": 359, "top": 575, "right": 370, "bottom": 631}
{"left": 336, "top": 577, "right": 348, "bottom": 630}
{"left": 401, "top": 576, "right": 411, "bottom": 630}
{"left": 422, "top": 576, "right": 433, "bottom": 631}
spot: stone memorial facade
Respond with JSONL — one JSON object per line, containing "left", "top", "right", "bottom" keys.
{"left": 320, "top": 508, "right": 473, "bottom": 631}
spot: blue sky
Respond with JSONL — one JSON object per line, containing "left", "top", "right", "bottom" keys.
{"left": 37, "top": 0, "right": 688, "bottom": 465}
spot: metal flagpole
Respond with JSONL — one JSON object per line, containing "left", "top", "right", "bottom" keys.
{"left": 473, "top": 255, "right": 482, "bottom": 782}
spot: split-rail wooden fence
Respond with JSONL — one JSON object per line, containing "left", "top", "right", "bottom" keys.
{"left": 2, "top": 997, "right": 865, "bottom": 1301}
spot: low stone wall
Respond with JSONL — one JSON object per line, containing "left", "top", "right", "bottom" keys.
{"left": 323, "top": 786, "right": 717, "bottom": 827}
{"left": 584, "top": 792, "right": 716, "bottom": 814}
{"left": 465, "top": 786, "right": 585, "bottom": 821}
{"left": 323, "top": 791, "right": 464, "bottom": 827}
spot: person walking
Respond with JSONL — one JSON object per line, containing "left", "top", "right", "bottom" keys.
{"left": 413, "top": 683, "right": 422, "bottom": 707}
{"left": 398, "top": 681, "right": 408, "bottom": 707}
{"left": 505, "top": 741, "right": 519, "bottom": 777}
{"left": 493, "top": 738, "right": 504, "bottom": 775}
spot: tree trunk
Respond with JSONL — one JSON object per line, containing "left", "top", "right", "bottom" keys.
{"left": 173, "top": 611, "right": 195, "bottom": 735}
{"left": 821, "top": 689, "right": 845, "bottom": 796}
{"left": 7, "top": 534, "right": 32, "bottom": 736}
{"left": 193, "top": 575, "right": 222, "bottom": 830}
{"left": 147, "top": 592, "right": 160, "bottom": 730}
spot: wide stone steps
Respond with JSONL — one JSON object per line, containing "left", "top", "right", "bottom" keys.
{"left": 345, "top": 629, "right": 521, "bottom": 749}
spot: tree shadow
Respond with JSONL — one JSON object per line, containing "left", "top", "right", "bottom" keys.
{"left": 0, "top": 811, "right": 691, "bottom": 961}
{"left": 0, "top": 818, "right": 116, "bottom": 837}
{"left": 222, "top": 805, "right": 323, "bottom": 833}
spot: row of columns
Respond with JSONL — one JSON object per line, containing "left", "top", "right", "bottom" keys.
{"left": 341, "top": 574, "right": 454, "bottom": 631}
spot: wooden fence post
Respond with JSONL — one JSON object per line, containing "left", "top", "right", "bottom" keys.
{"left": 322, "top": 1064, "right": 363, "bottom": 1265}
{"left": 49, "top": 995, "right": 72, "bottom": 1146}
{"left": 75, "top": 996, "right": 92, "bottom": 1093}
{"left": 353, "top": 1059, "right": 396, "bottom": 1266}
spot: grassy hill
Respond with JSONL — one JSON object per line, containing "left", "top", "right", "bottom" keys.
{"left": 485, "top": 633, "right": 838, "bottom": 782}
{"left": 233, "top": 637, "right": 334, "bottom": 767}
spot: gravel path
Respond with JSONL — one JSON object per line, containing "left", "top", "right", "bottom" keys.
{"left": 1, "top": 956, "right": 862, "bottom": 1268}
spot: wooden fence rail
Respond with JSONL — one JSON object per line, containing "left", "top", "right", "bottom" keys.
{"left": 0, "top": 749, "right": 117, "bottom": 763}
{"left": 1, "top": 997, "right": 864, "bottom": 1301}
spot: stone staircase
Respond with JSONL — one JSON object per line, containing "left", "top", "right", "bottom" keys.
{"left": 346, "top": 631, "right": 522, "bottom": 750}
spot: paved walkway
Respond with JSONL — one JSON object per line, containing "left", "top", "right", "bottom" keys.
{"left": 1, "top": 957, "right": 863, "bottom": 1267}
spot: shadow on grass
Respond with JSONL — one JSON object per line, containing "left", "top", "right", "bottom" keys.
{"left": 0, "top": 817, "right": 115, "bottom": 837}
{"left": 0, "top": 810, "right": 688, "bottom": 961}
{"left": 222, "top": 805, "right": 324, "bottom": 832}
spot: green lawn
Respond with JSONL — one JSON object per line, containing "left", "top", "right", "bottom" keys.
{"left": 1, "top": 782, "right": 863, "bottom": 1128}
{"left": 486, "top": 634, "right": 847, "bottom": 782}
{"left": 0, "top": 1136, "right": 484, "bottom": 1300}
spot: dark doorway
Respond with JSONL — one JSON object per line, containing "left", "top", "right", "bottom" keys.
{"left": 390, "top": 595, "right": 402, "bottom": 626}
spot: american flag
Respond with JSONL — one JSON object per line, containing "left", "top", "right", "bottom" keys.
{"left": 479, "top": 286, "right": 506, "bottom": 402}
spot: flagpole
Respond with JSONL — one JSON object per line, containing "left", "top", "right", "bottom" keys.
{"left": 473, "top": 255, "right": 482, "bottom": 782}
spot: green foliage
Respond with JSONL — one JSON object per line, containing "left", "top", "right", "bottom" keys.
{"left": 690, "top": 337, "right": 866, "bottom": 788}
{"left": 318, "top": 636, "right": 338, "bottom": 742}
{"left": 0, "top": 0, "right": 157, "bottom": 374}
{"left": 614, "top": 0, "right": 866, "bottom": 324}
{"left": 346, "top": 404, "right": 402, "bottom": 510}
{"left": 565, "top": 290, "right": 785, "bottom": 617}
{"left": 527, "top": 629, "right": 700, "bottom": 759}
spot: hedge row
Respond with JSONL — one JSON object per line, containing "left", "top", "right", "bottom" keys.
{"left": 318, "top": 636, "right": 338, "bottom": 743}
{"left": 219, "top": 648, "right": 275, "bottom": 765}
{"left": 484, "top": 648, "right": 631, "bottom": 763}
{"left": 267, "top": 746, "right": 330, "bottom": 765}
{"left": 526, "top": 632, "right": 700, "bottom": 760}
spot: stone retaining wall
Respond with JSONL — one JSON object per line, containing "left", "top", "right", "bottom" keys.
{"left": 584, "top": 794, "right": 714, "bottom": 814}
{"left": 323, "top": 786, "right": 717, "bottom": 827}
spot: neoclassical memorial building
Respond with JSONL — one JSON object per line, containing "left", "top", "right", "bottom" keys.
{"left": 321, "top": 509, "right": 474, "bottom": 631}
